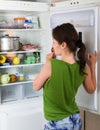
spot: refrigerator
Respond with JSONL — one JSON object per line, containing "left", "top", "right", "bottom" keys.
{"left": 0, "top": 0, "right": 100, "bottom": 130}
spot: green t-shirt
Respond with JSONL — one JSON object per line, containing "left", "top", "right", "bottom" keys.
{"left": 43, "top": 58, "right": 85, "bottom": 121}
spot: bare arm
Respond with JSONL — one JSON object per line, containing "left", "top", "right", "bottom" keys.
{"left": 33, "top": 53, "right": 53, "bottom": 91}
{"left": 83, "top": 51, "right": 98, "bottom": 93}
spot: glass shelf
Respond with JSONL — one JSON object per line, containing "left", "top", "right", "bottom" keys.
{"left": 0, "top": 62, "right": 43, "bottom": 68}
{"left": 0, "top": 80, "right": 33, "bottom": 87}
{"left": 0, "top": 28, "right": 45, "bottom": 31}
{"left": 0, "top": 49, "right": 42, "bottom": 54}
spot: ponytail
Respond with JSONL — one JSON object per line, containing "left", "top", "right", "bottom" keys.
{"left": 77, "top": 42, "right": 86, "bottom": 75}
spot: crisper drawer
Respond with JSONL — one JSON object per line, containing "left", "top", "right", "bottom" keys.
{"left": 24, "top": 83, "right": 43, "bottom": 98}
{"left": 1, "top": 85, "right": 23, "bottom": 103}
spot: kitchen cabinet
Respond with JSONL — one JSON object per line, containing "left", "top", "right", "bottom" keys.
{"left": 78, "top": 109, "right": 100, "bottom": 130}
{"left": 80, "top": 109, "right": 85, "bottom": 130}
{"left": 85, "top": 111, "right": 100, "bottom": 130}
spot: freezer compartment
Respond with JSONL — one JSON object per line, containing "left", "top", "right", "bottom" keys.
{"left": 3, "top": 108, "right": 44, "bottom": 130}
{"left": 0, "top": 97, "right": 44, "bottom": 130}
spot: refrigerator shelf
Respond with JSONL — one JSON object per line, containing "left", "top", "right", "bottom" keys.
{"left": 0, "top": 28, "right": 46, "bottom": 31}
{"left": 0, "top": 80, "right": 33, "bottom": 87}
{"left": 24, "top": 94, "right": 41, "bottom": 99}
{"left": 0, "top": 63, "right": 44, "bottom": 68}
{"left": 0, "top": 49, "right": 42, "bottom": 54}
{"left": 1, "top": 98, "right": 18, "bottom": 103}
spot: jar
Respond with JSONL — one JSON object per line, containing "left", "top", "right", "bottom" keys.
{"left": 19, "top": 74, "right": 24, "bottom": 81}
{"left": 13, "top": 17, "right": 26, "bottom": 29}
{"left": 16, "top": 73, "right": 24, "bottom": 81}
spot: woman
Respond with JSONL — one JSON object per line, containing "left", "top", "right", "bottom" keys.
{"left": 33, "top": 23, "right": 98, "bottom": 130}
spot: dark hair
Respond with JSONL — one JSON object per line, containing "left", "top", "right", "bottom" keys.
{"left": 52, "top": 23, "right": 86, "bottom": 75}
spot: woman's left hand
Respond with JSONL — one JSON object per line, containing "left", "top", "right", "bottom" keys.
{"left": 87, "top": 51, "right": 98, "bottom": 66}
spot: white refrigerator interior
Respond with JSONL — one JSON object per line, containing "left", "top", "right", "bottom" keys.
{"left": 0, "top": 1, "right": 51, "bottom": 130}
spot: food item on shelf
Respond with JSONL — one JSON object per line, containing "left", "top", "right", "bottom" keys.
{"left": 19, "top": 74, "right": 24, "bottom": 81}
{"left": 24, "top": 56, "right": 36, "bottom": 64}
{"left": 33, "top": 52, "right": 40, "bottom": 63}
{"left": 24, "top": 19, "right": 33, "bottom": 29}
{"left": 12, "top": 56, "right": 20, "bottom": 65}
{"left": 0, "top": 74, "right": 10, "bottom": 84}
{"left": 13, "top": 17, "right": 26, "bottom": 29}
{"left": 0, "top": 54, "right": 6, "bottom": 63}
{"left": 9, "top": 74, "right": 17, "bottom": 82}
{"left": 21, "top": 43, "right": 40, "bottom": 50}
{"left": 6, "top": 52, "right": 15, "bottom": 61}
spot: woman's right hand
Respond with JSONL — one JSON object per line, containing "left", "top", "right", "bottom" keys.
{"left": 46, "top": 47, "right": 56, "bottom": 62}
{"left": 46, "top": 53, "right": 54, "bottom": 62}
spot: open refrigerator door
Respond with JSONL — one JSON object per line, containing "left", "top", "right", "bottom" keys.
{"left": 50, "top": 4, "right": 99, "bottom": 113}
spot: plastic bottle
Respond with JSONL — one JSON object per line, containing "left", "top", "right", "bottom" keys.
{"left": 24, "top": 19, "right": 33, "bottom": 29}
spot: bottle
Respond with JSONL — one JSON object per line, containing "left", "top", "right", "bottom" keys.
{"left": 32, "top": 16, "right": 40, "bottom": 29}
{"left": 24, "top": 19, "right": 33, "bottom": 29}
